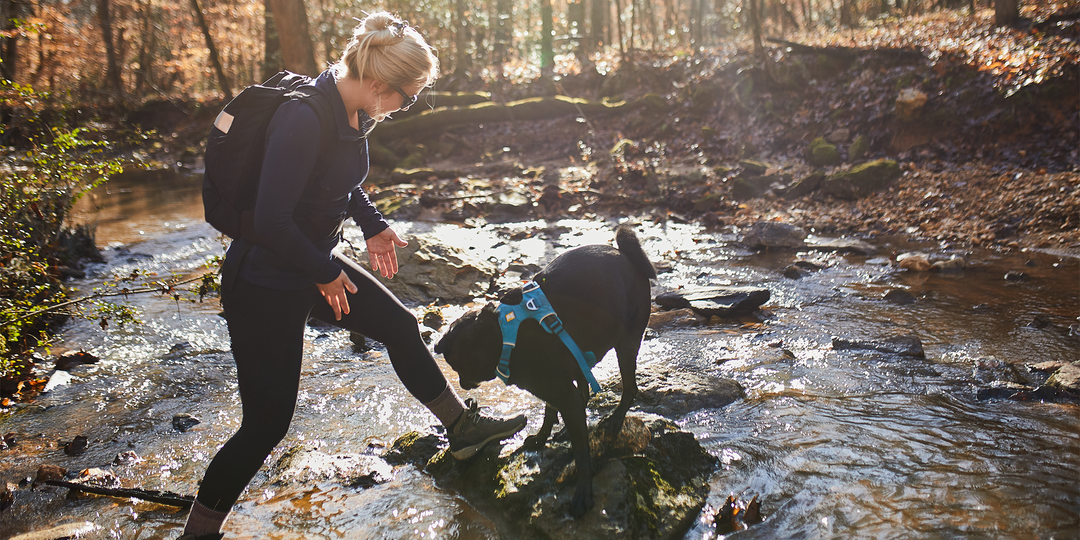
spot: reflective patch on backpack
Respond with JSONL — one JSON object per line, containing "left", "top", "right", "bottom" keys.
{"left": 214, "top": 110, "right": 235, "bottom": 134}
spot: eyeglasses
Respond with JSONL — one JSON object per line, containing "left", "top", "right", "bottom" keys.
{"left": 392, "top": 86, "right": 418, "bottom": 111}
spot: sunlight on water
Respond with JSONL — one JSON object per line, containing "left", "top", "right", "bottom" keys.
{"left": 3, "top": 173, "right": 1077, "bottom": 538}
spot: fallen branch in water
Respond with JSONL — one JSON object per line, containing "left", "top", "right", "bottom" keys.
{"left": 44, "top": 479, "right": 195, "bottom": 508}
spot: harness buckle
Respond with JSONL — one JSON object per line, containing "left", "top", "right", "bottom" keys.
{"left": 540, "top": 313, "right": 564, "bottom": 334}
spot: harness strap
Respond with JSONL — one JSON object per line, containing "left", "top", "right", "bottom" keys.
{"left": 496, "top": 281, "right": 600, "bottom": 393}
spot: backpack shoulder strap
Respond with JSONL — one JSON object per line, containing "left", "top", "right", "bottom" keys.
{"left": 288, "top": 86, "right": 337, "bottom": 180}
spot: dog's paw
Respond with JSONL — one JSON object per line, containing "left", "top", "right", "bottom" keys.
{"left": 596, "top": 413, "right": 627, "bottom": 435}
{"left": 570, "top": 487, "right": 594, "bottom": 518}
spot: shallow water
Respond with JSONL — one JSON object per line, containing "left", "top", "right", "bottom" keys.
{"left": 1, "top": 170, "right": 1077, "bottom": 539}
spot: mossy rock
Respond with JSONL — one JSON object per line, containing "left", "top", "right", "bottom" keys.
{"left": 398, "top": 416, "right": 716, "bottom": 540}
{"left": 784, "top": 170, "right": 826, "bottom": 199}
{"left": 848, "top": 134, "right": 870, "bottom": 161}
{"left": 821, "top": 159, "right": 901, "bottom": 200}
{"left": 808, "top": 137, "right": 841, "bottom": 167}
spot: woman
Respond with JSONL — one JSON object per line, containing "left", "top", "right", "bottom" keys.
{"left": 179, "top": 13, "right": 526, "bottom": 539}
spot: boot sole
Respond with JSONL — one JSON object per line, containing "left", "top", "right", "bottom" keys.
{"left": 450, "top": 418, "right": 526, "bottom": 460}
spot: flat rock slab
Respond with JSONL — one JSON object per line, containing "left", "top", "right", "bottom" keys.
{"left": 832, "top": 334, "right": 925, "bottom": 357}
{"left": 270, "top": 445, "right": 394, "bottom": 489}
{"left": 656, "top": 286, "right": 771, "bottom": 317}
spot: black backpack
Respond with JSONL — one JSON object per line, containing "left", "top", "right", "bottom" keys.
{"left": 202, "top": 71, "right": 334, "bottom": 244}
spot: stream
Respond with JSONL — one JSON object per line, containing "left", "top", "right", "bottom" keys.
{"left": 1, "top": 169, "right": 1077, "bottom": 539}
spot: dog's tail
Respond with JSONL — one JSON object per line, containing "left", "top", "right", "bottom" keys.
{"left": 615, "top": 223, "right": 657, "bottom": 280}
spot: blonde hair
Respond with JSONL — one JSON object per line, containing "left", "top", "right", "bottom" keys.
{"left": 333, "top": 12, "right": 439, "bottom": 90}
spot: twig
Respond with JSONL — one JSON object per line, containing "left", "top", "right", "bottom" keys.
{"left": 3, "top": 272, "right": 210, "bottom": 328}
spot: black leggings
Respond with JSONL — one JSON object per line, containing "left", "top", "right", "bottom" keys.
{"left": 195, "top": 253, "right": 448, "bottom": 512}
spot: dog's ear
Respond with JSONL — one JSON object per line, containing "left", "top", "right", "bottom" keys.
{"left": 500, "top": 288, "right": 523, "bottom": 305}
{"left": 481, "top": 302, "right": 499, "bottom": 316}
{"left": 433, "top": 333, "right": 447, "bottom": 354}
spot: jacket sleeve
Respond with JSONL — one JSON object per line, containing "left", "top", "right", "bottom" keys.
{"left": 347, "top": 139, "right": 389, "bottom": 239}
{"left": 252, "top": 100, "right": 342, "bottom": 284}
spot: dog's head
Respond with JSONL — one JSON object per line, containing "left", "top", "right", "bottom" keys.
{"left": 434, "top": 302, "right": 503, "bottom": 390}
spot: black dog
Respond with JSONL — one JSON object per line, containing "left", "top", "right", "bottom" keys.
{"left": 434, "top": 223, "right": 655, "bottom": 517}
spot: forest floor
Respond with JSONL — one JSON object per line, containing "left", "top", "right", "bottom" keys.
{"left": 140, "top": 4, "right": 1079, "bottom": 254}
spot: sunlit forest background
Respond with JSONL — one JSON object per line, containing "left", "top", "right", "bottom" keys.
{"left": 0, "top": 0, "right": 1065, "bottom": 102}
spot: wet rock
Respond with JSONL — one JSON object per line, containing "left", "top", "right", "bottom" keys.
{"left": 648, "top": 308, "right": 707, "bottom": 328}
{"left": 897, "top": 252, "right": 932, "bottom": 271}
{"left": 0, "top": 432, "right": 15, "bottom": 450}
{"left": 71, "top": 468, "right": 121, "bottom": 490}
{"left": 783, "top": 265, "right": 809, "bottom": 279}
{"left": 270, "top": 445, "right": 393, "bottom": 489}
{"left": 821, "top": 159, "right": 900, "bottom": 200}
{"left": 344, "top": 233, "right": 497, "bottom": 303}
{"left": 883, "top": 289, "right": 917, "bottom": 304}
{"left": 53, "top": 351, "right": 98, "bottom": 371}
{"left": 33, "top": 465, "right": 67, "bottom": 487}
{"left": 113, "top": 450, "right": 142, "bottom": 465}
{"left": 976, "top": 381, "right": 1080, "bottom": 403}
{"left": 421, "top": 308, "right": 445, "bottom": 330}
{"left": 601, "top": 366, "right": 745, "bottom": 417}
{"left": 405, "top": 416, "right": 717, "bottom": 540}
{"left": 655, "top": 287, "right": 771, "bottom": 318}
{"left": 831, "top": 333, "right": 925, "bottom": 357}
{"left": 63, "top": 435, "right": 88, "bottom": 456}
{"left": 741, "top": 222, "right": 808, "bottom": 250}
{"left": 1004, "top": 271, "right": 1027, "bottom": 281}
{"left": 172, "top": 413, "right": 200, "bottom": 432}
{"left": 0, "top": 480, "right": 13, "bottom": 511}
{"left": 7, "top": 522, "right": 100, "bottom": 540}
{"left": 804, "top": 235, "right": 877, "bottom": 255}
{"left": 1045, "top": 362, "right": 1080, "bottom": 393}
{"left": 383, "top": 431, "right": 444, "bottom": 467}
{"left": 1026, "top": 314, "right": 1052, "bottom": 329}
{"left": 809, "top": 137, "right": 841, "bottom": 167}
{"left": 713, "top": 494, "right": 765, "bottom": 534}
{"left": 932, "top": 256, "right": 966, "bottom": 273}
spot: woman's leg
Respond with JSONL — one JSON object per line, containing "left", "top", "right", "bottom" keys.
{"left": 310, "top": 254, "right": 448, "bottom": 403}
{"left": 310, "top": 254, "right": 525, "bottom": 459}
{"left": 185, "top": 277, "right": 315, "bottom": 534}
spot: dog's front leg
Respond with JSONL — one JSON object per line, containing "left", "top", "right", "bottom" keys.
{"left": 562, "top": 394, "right": 594, "bottom": 518}
{"left": 523, "top": 405, "right": 558, "bottom": 450}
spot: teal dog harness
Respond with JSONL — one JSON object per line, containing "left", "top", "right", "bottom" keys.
{"left": 496, "top": 281, "right": 600, "bottom": 393}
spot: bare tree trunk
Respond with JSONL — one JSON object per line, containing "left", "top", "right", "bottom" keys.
{"left": 134, "top": 0, "right": 155, "bottom": 96}
{"left": 541, "top": 0, "right": 554, "bottom": 69}
{"left": 97, "top": 0, "right": 123, "bottom": 93}
{"left": 642, "top": 0, "right": 658, "bottom": 49}
{"left": 267, "top": 0, "right": 319, "bottom": 76}
{"left": 590, "top": 0, "right": 607, "bottom": 51}
{"left": 263, "top": 0, "right": 282, "bottom": 80}
{"left": 1, "top": 0, "right": 30, "bottom": 81}
{"left": 453, "top": 0, "right": 471, "bottom": 77}
{"left": 994, "top": 0, "right": 1018, "bottom": 26}
{"left": 189, "top": 0, "right": 231, "bottom": 99}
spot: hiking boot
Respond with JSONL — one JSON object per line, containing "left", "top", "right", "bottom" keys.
{"left": 447, "top": 398, "right": 527, "bottom": 460}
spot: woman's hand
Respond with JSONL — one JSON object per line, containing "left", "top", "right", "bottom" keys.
{"left": 366, "top": 227, "right": 408, "bottom": 279}
{"left": 316, "top": 270, "right": 358, "bottom": 320}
